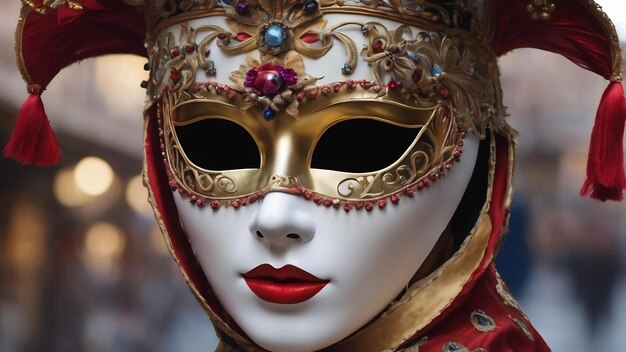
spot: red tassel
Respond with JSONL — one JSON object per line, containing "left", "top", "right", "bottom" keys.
{"left": 580, "top": 81, "right": 626, "bottom": 201}
{"left": 3, "top": 93, "right": 61, "bottom": 166}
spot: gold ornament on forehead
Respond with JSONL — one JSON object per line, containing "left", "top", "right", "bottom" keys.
{"left": 144, "top": 0, "right": 513, "bottom": 210}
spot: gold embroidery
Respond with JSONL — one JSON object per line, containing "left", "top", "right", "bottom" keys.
{"left": 509, "top": 315, "right": 535, "bottom": 342}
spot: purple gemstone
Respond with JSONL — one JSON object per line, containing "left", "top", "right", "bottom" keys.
{"left": 235, "top": 2, "right": 249, "bottom": 15}
{"left": 254, "top": 71, "right": 284, "bottom": 96}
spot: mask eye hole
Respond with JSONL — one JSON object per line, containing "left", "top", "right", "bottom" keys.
{"left": 311, "top": 118, "right": 420, "bottom": 173}
{"left": 174, "top": 118, "right": 260, "bottom": 170}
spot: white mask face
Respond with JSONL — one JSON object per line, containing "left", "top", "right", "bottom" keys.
{"left": 173, "top": 133, "right": 479, "bottom": 352}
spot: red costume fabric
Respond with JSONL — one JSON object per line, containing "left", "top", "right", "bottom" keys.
{"left": 403, "top": 265, "right": 549, "bottom": 352}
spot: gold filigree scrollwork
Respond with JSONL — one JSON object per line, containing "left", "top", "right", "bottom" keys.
{"left": 526, "top": 0, "right": 556, "bottom": 21}
{"left": 151, "top": 21, "right": 507, "bottom": 138}
{"left": 335, "top": 105, "right": 453, "bottom": 200}
{"left": 412, "top": 32, "right": 503, "bottom": 135}
{"left": 23, "top": 0, "right": 82, "bottom": 14}
{"left": 360, "top": 23, "right": 418, "bottom": 84}
{"left": 215, "top": 175, "right": 238, "bottom": 193}
{"left": 168, "top": 130, "right": 240, "bottom": 196}
{"left": 268, "top": 175, "right": 303, "bottom": 189}
{"left": 162, "top": 93, "right": 240, "bottom": 198}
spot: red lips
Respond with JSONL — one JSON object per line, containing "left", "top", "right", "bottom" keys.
{"left": 243, "top": 264, "right": 330, "bottom": 304}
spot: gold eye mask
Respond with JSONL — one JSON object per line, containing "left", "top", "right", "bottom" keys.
{"left": 160, "top": 84, "right": 466, "bottom": 210}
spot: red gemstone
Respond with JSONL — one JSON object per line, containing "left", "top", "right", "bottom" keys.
{"left": 196, "top": 199, "right": 206, "bottom": 207}
{"left": 365, "top": 202, "right": 374, "bottom": 211}
{"left": 343, "top": 203, "right": 352, "bottom": 212}
{"left": 210, "top": 201, "right": 220, "bottom": 210}
{"left": 406, "top": 188, "right": 415, "bottom": 197}
{"left": 355, "top": 202, "right": 364, "bottom": 210}
{"left": 231, "top": 200, "right": 241, "bottom": 208}
{"left": 303, "top": 190, "right": 313, "bottom": 199}
{"left": 437, "top": 85, "right": 449, "bottom": 97}
{"left": 253, "top": 71, "right": 283, "bottom": 96}
{"left": 388, "top": 80, "right": 399, "bottom": 91}
{"left": 249, "top": 194, "right": 259, "bottom": 203}
{"left": 322, "top": 86, "right": 331, "bottom": 95}
{"left": 417, "top": 181, "right": 425, "bottom": 190}
{"left": 236, "top": 32, "right": 252, "bottom": 41}
{"left": 170, "top": 68, "right": 180, "bottom": 83}
{"left": 300, "top": 33, "right": 319, "bottom": 44}
{"left": 372, "top": 41, "right": 384, "bottom": 53}
{"left": 313, "top": 195, "right": 322, "bottom": 204}
{"left": 391, "top": 194, "right": 399, "bottom": 204}
{"left": 332, "top": 199, "right": 341, "bottom": 208}
{"left": 184, "top": 42, "right": 196, "bottom": 53}
{"left": 378, "top": 199, "right": 387, "bottom": 209}
{"left": 170, "top": 47, "right": 181, "bottom": 57}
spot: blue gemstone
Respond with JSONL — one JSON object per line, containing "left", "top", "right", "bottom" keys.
{"left": 341, "top": 63, "right": 353, "bottom": 75}
{"left": 431, "top": 65, "right": 444, "bottom": 76}
{"left": 263, "top": 108, "right": 276, "bottom": 120}
{"left": 221, "top": 0, "right": 232, "bottom": 4}
{"left": 264, "top": 24, "right": 285, "bottom": 47}
{"left": 478, "top": 315, "right": 492, "bottom": 326}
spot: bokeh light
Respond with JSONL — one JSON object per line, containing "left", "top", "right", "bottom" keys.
{"left": 94, "top": 55, "right": 149, "bottom": 119}
{"left": 125, "top": 174, "right": 153, "bottom": 217}
{"left": 54, "top": 167, "right": 92, "bottom": 207}
{"left": 83, "top": 222, "right": 126, "bottom": 276}
{"left": 74, "top": 157, "right": 114, "bottom": 196}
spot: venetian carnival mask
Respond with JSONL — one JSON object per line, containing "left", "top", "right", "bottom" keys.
{"left": 148, "top": 2, "right": 502, "bottom": 350}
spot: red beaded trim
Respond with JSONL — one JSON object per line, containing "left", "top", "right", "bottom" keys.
{"left": 159, "top": 77, "right": 448, "bottom": 107}
{"left": 157, "top": 105, "right": 466, "bottom": 212}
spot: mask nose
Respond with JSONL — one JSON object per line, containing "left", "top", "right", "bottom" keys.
{"left": 249, "top": 192, "right": 315, "bottom": 249}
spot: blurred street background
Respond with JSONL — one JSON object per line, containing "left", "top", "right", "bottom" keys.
{"left": 1, "top": 2, "right": 626, "bottom": 351}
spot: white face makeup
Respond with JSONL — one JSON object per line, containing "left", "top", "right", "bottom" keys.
{"left": 173, "top": 133, "right": 479, "bottom": 352}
